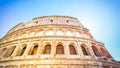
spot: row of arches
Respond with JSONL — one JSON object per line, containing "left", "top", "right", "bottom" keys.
{"left": 7, "top": 28, "right": 93, "bottom": 42}
{"left": 0, "top": 46, "right": 16, "bottom": 58}
{"left": 0, "top": 43, "right": 112, "bottom": 59}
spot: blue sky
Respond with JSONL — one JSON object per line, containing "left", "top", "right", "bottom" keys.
{"left": 0, "top": 0, "right": 120, "bottom": 60}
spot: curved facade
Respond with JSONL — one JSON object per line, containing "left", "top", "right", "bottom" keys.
{"left": 0, "top": 16, "right": 120, "bottom": 68}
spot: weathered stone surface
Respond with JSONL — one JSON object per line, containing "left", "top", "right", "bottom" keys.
{"left": 0, "top": 16, "right": 120, "bottom": 68}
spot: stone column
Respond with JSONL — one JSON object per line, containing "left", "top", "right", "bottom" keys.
{"left": 73, "top": 29, "right": 76, "bottom": 37}
{"left": 23, "top": 41, "right": 31, "bottom": 56}
{"left": 79, "top": 42, "right": 85, "bottom": 58}
{"left": 81, "top": 30, "right": 84, "bottom": 38}
{"left": 76, "top": 40, "right": 82, "bottom": 58}
{"left": 54, "top": 28, "right": 56, "bottom": 36}
{"left": 96, "top": 44, "right": 103, "bottom": 57}
{"left": 52, "top": 40, "right": 56, "bottom": 58}
{"left": 43, "top": 28, "right": 46, "bottom": 36}
{"left": 11, "top": 43, "right": 19, "bottom": 57}
{"left": 51, "top": 40, "right": 55, "bottom": 58}
{"left": 65, "top": 41, "right": 69, "bottom": 57}
{"left": 63, "top": 28, "right": 66, "bottom": 36}
{"left": 88, "top": 42, "right": 96, "bottom": 59}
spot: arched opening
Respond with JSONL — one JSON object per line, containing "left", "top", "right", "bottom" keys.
{"left": 69, "top": 45, "right": 77, "bottom": 55}
{"left": 14, "top": 33, "right": 19, "bottom": 39}
{"left": 28, "top": 30, "right": 35, "bottom": 37}
{"left": 46, "top": 28, "right": 54, "bottom": 36}
{"left": 100, "top": 47, "right": 112, "bottom": 58}
{"left": 17, "top": 44, "right": 27, "bottom": 56}
{"left": 19, "top": 32, "right": 26, "bottom": 38}
{"left": 75, "top": 29, "right": 81, "bottom": 37}
{"left": 6, "top": 46, "right": 16, "bottom": 57}
{"left": 0, "top": 48, "right": 6, "bottom": 56}
{"left": 29, "top": 43, "right": 38, "bottom": 55}
{"left": 81, "top": 44, "right": 89, "bottom": 55}
{"left": 36, "top": 29, "right": 44, "bottom": 36}
{"left": 76, "top": 32, "right": 81, "bottom": 37}
{"left": 84, "top": 31, "right": 89, "bottom": 38}
{"left": 56, "top": 28, "right": 63, "bottom": 36}
{"left": 56, "top": 44, "right": 64, "bottom": 54}
{"left": 66, "top": 30, "right": 72, "bottom": 36}
{"left": 43, "top": 44, "right": 51, "bottom": 54}
{"left": 50, "top": 19, "right": 53, "bottom": 22}
{"left": 56, "top": 30, "right": 63, "bottom": 36}
{"left": 92, "top": 45, "right": 101, "bottom": 56}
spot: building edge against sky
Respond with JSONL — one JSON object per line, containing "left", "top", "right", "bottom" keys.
{"left": 0, "top": 0, "right": 120, "bottom": 61}
{"left": 0, "top": 15, "right": 120, "bottom": 68}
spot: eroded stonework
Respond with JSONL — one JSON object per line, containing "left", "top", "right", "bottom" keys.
{"left": 0, "top": 16, "right": 120, "bottom": 68}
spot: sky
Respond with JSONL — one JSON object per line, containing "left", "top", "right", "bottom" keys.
{"left": 0, "top": 0, "right": 120, "bottom": 60}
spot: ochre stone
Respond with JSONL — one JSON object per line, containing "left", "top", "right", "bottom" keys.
{"left": 0, "top": 15, "right": 120, "bottom": 68}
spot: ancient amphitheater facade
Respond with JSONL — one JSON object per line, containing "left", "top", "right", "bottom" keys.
{"left": 0, "top": 16, "right": 120, "bottom": 68}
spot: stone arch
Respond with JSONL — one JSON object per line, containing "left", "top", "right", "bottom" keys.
{"left": 46, "top": 28, "right": 54, "bottom": 36}
{"left": 66, "top": 28, "right": 73, "bottom": 36}
{"left": 43, "top": 43, "right": 51, "bottom": 54}
{"left": 56, "top": 28, "right": 64, "bottom": 36}
{"left": 17, "top": 44, "right": 27, "bottom": 56}
{"left": 56, "top": 43, "right": 64, "bottom": 54}
{"left": 10, "top": 34, "right": 15, "bottom": 40}
{"left": 0, "top": 48, "right": 6, "bottom": 57}
{"left": 19, "top": 31, "right": 26, "bottom": 38}
{"left": 100, "top": 47, "right": 112, "bottom": 58}
{"left": 15, "top": 33, "right": 19, "bottom": 38}
{"left": 69, "top": 44, "right": 77, "bottom": 55}
{"left": 27, "top": 29, "right": 35, "bottom": 37}
{"left": 5, "top": 46, "right": 16, "bottom": 57}
{"left": 75, "top": 29, "right": 81, "bottom": 37}
{"left": 92, "top": 45, "right": 101, "bottom": 57}
{"left": 81, "top": 44, "right": 90, "bottom": 56}
{"left": 28, "top": 43, "right": 39, "bottom": 55}
{"left": 36, "top": 28, "right": 44, "bottom": 36}
{"left": 84, "top": 31, "right": 89, "bottom": 38}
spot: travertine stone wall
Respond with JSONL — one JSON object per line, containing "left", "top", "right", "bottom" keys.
{"left": 0, "top": 16, "right": 120, "bottom": 68}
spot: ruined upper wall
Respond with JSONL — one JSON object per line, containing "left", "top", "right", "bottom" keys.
{"left": 7, "top": 15, "right": 84, "bottom": 34}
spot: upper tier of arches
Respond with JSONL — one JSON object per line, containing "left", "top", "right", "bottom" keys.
{"left": 7, "top": 16, "right": 84, "bottom": 34}
{"left": 1, "top": 27, "right": 94, "bottom": 43}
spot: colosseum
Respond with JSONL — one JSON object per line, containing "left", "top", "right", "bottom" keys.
{"left": 0, "top": 15, "right": 120, "bottom": 68}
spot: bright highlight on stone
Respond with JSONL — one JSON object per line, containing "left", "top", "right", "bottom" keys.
{"left": 0, "top": 15, "right": 120, "bottom": 68}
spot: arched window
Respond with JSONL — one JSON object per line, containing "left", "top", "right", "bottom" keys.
{"left": 19, "top": 32, "right": 26, "bottom": 38}
{"left": 46, "top": 28, "right": 54, "bottom": 36}
{"left": 69, "top": 45, "right": 77, "bottom": 55}
{"left": 17, "top": 44, "right": 27, "bottom": 56}
{"left": 29, "top": 44, "right": 38, "bottom": 55}
{"left": 100, "top": 48, "right": 112, "bottom": 58}
{"left": 35, "top": 29, "right": 44, "bottom": 36}
{"left": 76, "top": 32, "right": 81, "bottom": 37}
{"left": 28, "top": 30, "right": 35, "bottom": 37}
{"left": 56, "top": 44, "right": 64, "bottom": 54}
{"left": 43, "top": 44, "right": 51, "bottom": 54}
{"left": 0, "top": 48, "right": 6, "bottom": 56}
{"left": 66, "top": 31, "right": 72, "bottom": 36}
{"left": 46, "top": 30, "right": 54, "bottom": 36}
{"left": 20, "top": 46, "right": 26, "bottom": 56}
{"left": 81, "top": 44, "right": 89, "bottom": 55}
{"left": 56, "top": 28, "right": 64, "bottom": 36}
{"left": 5, "top": 46, "right": 16, "bottom": 57}
{"left": 56, "top": 30, "right": 63, "bottom": 36}
{"left": 92, "top": 46, "right": 101, "bottom": 56}
{"left": 75, "top": 30, "right": 81, "bottom": 37}
{"left": 84, "top": 31, "right": 89, "bottom": 38}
